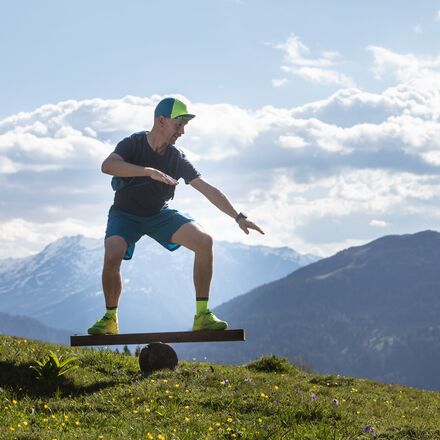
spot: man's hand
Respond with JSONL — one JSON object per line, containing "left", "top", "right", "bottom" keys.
{"left": 147, "top": 168, "right": 179, "bottom": 186}
{"left": 101, "top": 154, "right": 179, "bottom": 186}
{"left": 237, "top": 218, "right": 265, "bottom": 235}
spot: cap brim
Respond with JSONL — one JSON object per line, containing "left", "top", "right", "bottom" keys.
{"left": 173, "top": 114, "right": 195, "bottom": 121}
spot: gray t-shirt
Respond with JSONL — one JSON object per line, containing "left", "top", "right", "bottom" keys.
{"left": 110, "top": 131, "right": 201, "bottom": 216}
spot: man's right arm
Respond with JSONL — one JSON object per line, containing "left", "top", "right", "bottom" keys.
{"left": 101, "top": 153, "right": 179, "bottom": 186}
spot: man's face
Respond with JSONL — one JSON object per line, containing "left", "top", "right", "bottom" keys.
{"left": 161, "top": 117, "right": 189, "bottom": 145}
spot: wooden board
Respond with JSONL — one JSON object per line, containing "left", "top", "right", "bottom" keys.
{"left": 70, "top": 329, "right": 245, "bottom": 347}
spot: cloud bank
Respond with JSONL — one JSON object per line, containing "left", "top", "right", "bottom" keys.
{"left": 272, "top": 34, "right": 355, "bottom": 87}
{"left": 1, "top": 46, "right": 440, "bottom": 258}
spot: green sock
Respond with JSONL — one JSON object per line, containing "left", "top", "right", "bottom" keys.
{"left": 105, "top": 307, "right": 118, "bottom": 318}
{"left": 196, "top": 298, "right": 209, "bottom": 315}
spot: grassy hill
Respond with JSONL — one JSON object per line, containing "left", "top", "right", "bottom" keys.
{"left": 0, "top": 335, "right": 439, "bottom": 439}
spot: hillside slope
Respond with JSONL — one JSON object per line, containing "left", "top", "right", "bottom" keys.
{"left": 1, "top": 334, "right": 439, "bottom": 439}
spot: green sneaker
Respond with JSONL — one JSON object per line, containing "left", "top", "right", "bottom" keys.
{"left": 87, "top": 314, "right": 118, "bottom": 335}
{"left": 192, "top": 310, "right": 228, "bottom": 331}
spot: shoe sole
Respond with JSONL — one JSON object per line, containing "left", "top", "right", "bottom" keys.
{"left": 87, "top": 330, "right": 118, "bottom": 335}
{"left": 192, "top": 325, "right": 228, "bottom": 331}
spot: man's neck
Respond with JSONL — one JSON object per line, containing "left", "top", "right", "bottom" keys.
{"left": 146, "top": 129, "right": 168, "bottom": 155}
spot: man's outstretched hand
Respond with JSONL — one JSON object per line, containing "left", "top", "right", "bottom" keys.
{"left": 238, "top": 218, "right": 265, "bottom": 235}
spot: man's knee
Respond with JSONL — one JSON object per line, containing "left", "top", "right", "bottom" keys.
{"left": 104, "top": 236, "right": 127, "bottom": 267}
{"left": 172, "top": 222, "right": 213, "bottom": 253}
{"left": 195, "top": 232, "right": 213, "bottom": 253}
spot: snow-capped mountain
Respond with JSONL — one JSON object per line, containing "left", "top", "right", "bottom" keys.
{"left": 0, "top": 235, "right": 318, "bottom": 334}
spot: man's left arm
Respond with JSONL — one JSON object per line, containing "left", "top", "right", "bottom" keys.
{"left": 190, "top": 177, "right": 264, "bottom": 235}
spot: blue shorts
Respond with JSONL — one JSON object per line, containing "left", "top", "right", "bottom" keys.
{"left": 105, "top": 208, "right": 193, "bottom": 260}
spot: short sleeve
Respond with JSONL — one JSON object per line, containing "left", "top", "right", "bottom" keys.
{"left": 114, "top": 136, "right": 136, "bottom": 163}
{"left": 177, "top": 150, "right": 201, "bottom": 184}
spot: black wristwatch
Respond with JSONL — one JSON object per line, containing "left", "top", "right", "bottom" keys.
{"left": 235, "top": 212, "right": 247, "bottom": 223}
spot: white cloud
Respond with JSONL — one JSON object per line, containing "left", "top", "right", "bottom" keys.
{"left": 278, "top": 135, "right": 307, "bottom": 149}
{"left": 272, "top": 78, "right": 289, "bottom": 87}
{"left": 368, "top": 45, "right": 440, "bottom": 83}
{"left": 369, "top": 219, "right": 390, "bottom": 228}
{"left": 291, "top": 66, "right": 354, "bottom": 86}
{"left": 0, "top": 218, "right": 103, "bottom": 257}
{"left": 273, "top": 34, "right": 355, "bottom": 87}
{"left": 1, "top": 77, "right": 440, "bottom": 258}
{"left": 187, "top": 102, "right": 261, "bottom": 160}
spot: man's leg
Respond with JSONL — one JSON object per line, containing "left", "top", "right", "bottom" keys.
{"left": 171, "top": 222, "right": 227, "bottom": 330}
{"left": 88, "top": 235, "right": 127, "bottom": 335}
{"left": 171, "top": 222, "right": 213, "bottom": 298}
{"left": 102, "top": 235, "right": 128, "bottom": 308}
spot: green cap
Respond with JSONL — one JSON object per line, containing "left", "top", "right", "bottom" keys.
{"left": 154, "top": 98, "right": 195, "bottom": 121}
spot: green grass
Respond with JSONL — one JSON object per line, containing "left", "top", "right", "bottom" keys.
{"left": 1, "top": 334, "right": 439, "bottom": 439}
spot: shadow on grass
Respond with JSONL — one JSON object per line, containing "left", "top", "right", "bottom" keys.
{"left": 0, "top": 361, "right": 119, "bottom": 397}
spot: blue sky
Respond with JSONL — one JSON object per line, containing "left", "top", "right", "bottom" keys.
{"left": 2, "top": 0, "right": 439, "bottom": 117}
{"left": 1, "top": 1, "right": 440, "bottom": 258}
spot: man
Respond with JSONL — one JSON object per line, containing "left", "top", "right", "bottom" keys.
{"left": 88, "top": 97, "right": 264, "bottom": 335}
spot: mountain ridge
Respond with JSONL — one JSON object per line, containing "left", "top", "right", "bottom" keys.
{"left": 178, "top": 230, "right": 440, "bottom": 391}
{"left": 0, "top": 312, "right": 71, "bottom": 344}
{"left": 0, "top": 235, "right": 318, "bottom": 334}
